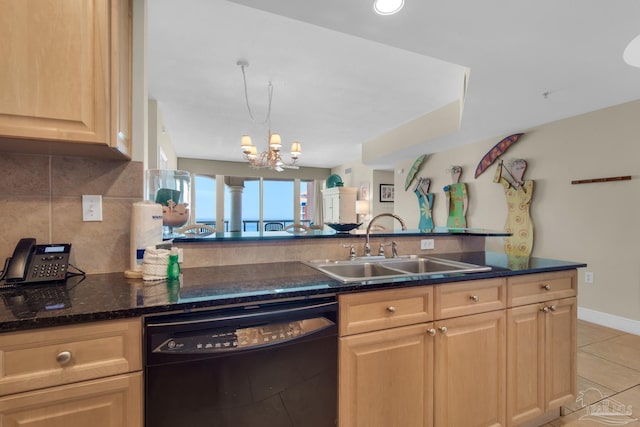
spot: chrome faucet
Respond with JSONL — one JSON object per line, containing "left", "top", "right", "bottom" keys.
{"left": 365, "top": 214, "right": 407, "bottom": 256}
{"left": 343, "top": 244, "right": 356, "bottom": 261}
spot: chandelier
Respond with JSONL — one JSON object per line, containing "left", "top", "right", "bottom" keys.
{"left": 237, "top": 60, "right": 301, "bottom": 172}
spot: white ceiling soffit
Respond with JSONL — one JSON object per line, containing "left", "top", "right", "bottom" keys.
{"left": 150, "top": 0, "right": 640, "bottom": 170}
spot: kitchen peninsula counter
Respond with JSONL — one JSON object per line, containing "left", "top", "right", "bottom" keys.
{"left": 0, "top": 252, "right": 585, "bottom": 333}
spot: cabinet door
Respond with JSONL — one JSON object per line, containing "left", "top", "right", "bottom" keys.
{"left": 434, "top": 310, "right": 506, "bottom": 427}
{"left": 323, "top": 194, "right": 335, "bottom": 223}
{"left": 339, "top": 323, "right": 434, "bottom": 427}
{"left": 0, "top": 373, "right": 142, "bottom": 427}
{"left": 0, "top": 0, "right": 108, "bottom": 142}
{"left": 506, "top": 297, "right": 577, "bottom": 426}
{"left": 0, "top": 0, "right": 131, "bottom": 157}
{"left": 506, "top": 304, "right": 545, "bottom": 426}
{"left": 545, "top": 297, "right": 577, "bottom": 410}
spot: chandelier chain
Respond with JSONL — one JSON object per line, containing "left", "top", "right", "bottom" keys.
{"left": 240, "top": 64, "right": 273, "bottom": 127}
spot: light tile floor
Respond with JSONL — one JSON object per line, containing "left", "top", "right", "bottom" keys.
{"left": 543, "top": 320, "right": 640, "bottom": 426}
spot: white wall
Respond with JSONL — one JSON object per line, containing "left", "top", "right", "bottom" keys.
{"left": 148, "top": 100, "right": 177, "bottom": 170}
{"left": 390, "top": 99, "right": 640, "bottom": 322}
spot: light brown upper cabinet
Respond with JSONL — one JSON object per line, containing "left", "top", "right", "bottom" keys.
{"left": 0, "top": 0, "right": 132, "bottom": 159}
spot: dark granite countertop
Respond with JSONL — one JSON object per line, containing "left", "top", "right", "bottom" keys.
{"left": 0, "top": 252, "right": 586, "bottom": 333}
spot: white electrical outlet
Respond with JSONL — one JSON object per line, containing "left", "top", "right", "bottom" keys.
{"left": 421, "top": 239, "right": 435, "bottom": 250}
{"left": 82, "top": 195, "right": 103, "bottom": 222}
{"left": 584, "top": 271, "right": 594, "bottom": 284}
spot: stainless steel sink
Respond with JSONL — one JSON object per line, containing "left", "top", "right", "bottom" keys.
{"left": 305, "top": 255, "right": 491, "bottom": 283}
{"left": 314, "top": 262, "right": 409, "bottom": 282}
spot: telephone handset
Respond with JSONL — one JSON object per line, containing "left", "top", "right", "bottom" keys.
{"left": 5, "top": 238, "right": 71, "bottom": 284}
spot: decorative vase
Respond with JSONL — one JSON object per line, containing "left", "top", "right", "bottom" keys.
{"left": 145, "top": 169, "right": 191, "bottom": 238}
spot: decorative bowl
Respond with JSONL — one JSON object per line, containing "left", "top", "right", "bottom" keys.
{"left": 326, "top": 174, "right": 344, "bottom": 188}
{"left": 325, "top": 223, "right": 362, "bottom": 233}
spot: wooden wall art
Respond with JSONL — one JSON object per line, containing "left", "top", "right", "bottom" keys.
{"left": 494, "top": 159, "right": 534, "bottom": 256}
{"left": 443, "top": 165, "right": 468, "bottom": 228}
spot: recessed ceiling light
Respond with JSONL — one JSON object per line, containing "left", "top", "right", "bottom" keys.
{"left": 623, "top": 33, "right": 640, "bottom": 67}
{"left": 373, "top": 0, "right": 404, "bottom": 15}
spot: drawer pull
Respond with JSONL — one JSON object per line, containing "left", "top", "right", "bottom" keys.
{"left": 56, "top": 351, "right": 72, "bottom": 365}
{"left": 439, "top": 326, "right": 448, "bottom": 334}
{"left": 469, "top": 295, "right": 480, "bottom": 302}
{"left": 549, "top": 305, "right": 557, "bottom": 312}
{"left": 387, "top": 306, "right": 396, "bottom": 313}
{"left": 540, "top": 306, "right": 549, "bottom": 313}
{"left": 542, "top": 284, "right": 551, "bottom": 291}
{"left": 427, "top": 328, "right": 436, "bottom": 336}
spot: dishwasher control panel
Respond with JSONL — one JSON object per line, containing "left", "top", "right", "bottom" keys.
{"left": 153, "top": 316, "right": 333, "bottom": 354}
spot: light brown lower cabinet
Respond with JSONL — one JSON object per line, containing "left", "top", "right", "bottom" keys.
{"left": 338, "top": 281, "right": 506, "bottom": 427}
{"left": 0, "top": 372, "right": 142, "bottom": 427}
{"left": 0, "top": 318, "right": 142, "bottom": 427}
{"left": 506, "top": 297, "right": 577, "bottom": 426}
{"left": 339, "top": 290, "right": 506, "bottom": 427}
{"left": 339, "top": 272, "right": 577, "bottom": 427}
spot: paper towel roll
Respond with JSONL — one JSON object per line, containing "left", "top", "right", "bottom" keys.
{"left": 130, "top": 201, "right": 164, "bottom": 272}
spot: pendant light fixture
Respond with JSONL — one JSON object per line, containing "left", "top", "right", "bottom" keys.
{"left": 237, "top": 60, "right": 301, "bottom": 172}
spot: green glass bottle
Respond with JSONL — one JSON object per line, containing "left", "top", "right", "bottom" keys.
{"left": 167, "top": 254, "right": 181, "bottom": 280}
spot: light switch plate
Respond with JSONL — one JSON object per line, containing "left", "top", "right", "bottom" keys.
{"left": 82, "top": 195, "right": 103, "bottom": 222}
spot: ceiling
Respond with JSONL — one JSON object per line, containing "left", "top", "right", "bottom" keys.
{"left": 148, "top": 0, "right": 640, "bottom": 170}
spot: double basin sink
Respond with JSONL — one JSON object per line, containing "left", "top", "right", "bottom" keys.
{"left": 304, "top": 255, "right": 491, "bottom": 284}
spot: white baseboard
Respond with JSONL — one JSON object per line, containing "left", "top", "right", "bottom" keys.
{"left": 578, "top": 307, "right": 640, "bottom": 336}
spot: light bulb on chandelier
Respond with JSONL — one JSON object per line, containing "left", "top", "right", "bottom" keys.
{"left": 237, "top": 60, "right": 301, "bottom": 171}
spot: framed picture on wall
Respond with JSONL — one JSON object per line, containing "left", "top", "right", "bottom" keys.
{"left": 379, "top": 184, "right": 394, "bottom": 202}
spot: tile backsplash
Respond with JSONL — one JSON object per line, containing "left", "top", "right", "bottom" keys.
{"left": 0, "top": 153, "right": 143, "bottom": 274}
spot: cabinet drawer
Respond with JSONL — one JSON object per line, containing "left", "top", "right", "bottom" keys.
{"left": 508, "top": 270, "right": 577, "bottom": 307}
{"left": 0, "top": 318, "right": 141, "bottom": 396}
{"left": 435, "top": 278, "right": 506, "bottom": 319}
{"left": 339, "top": 286, "right": 434, "bottom": 336}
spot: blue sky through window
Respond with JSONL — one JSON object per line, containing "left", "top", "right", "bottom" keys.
{"left": 195, "top": 176, "right": 301, "bottom": 226}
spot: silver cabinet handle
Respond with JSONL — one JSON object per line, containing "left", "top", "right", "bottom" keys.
{"left": 427, "top": 328, "right": 436, "bottom": 336}
{"left": 540, "top": 306, "right": 549, "bottom": 313}
{"left": 56, "top": 351, "right": 72, "bottom": 365}
{"left": 469, "top": 295, "right": 479, "bottom": 302}
{"left": 439, "top": 326, "right": 448, "bottom": 334}
{"left": 549, "top": 305, "right": 557, "bottom": 312}
{"left": 387, "top": 306, "right": 396, "bottom": 313}
{"left": 541, "top": 284, "right": 551, "bottom": 291}
{"left": 117, "top": 131, "right": 127, "bottom": 141}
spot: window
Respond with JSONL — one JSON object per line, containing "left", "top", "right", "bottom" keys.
{"left": 194, "top": 175, "right": 215, "bottom": 226}
{"left": 263, "top": 179, "right": 294, "bottom": 229}
{"left": 193, "top": 175, "right": 319, "bottom": 232}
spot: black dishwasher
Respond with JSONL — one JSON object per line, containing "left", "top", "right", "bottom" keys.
{"left": 144, "top": 297, "right": 338, "bottom": 427}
